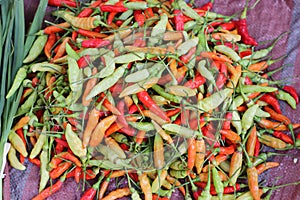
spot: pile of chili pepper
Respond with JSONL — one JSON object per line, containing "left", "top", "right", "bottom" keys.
{"left": 5, "top": 0, "right": 300, "bottom": 199}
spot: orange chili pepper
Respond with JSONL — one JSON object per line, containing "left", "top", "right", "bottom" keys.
{"left": 256, "top": 162, "right": 279, "bottom": 175}
{"left": 247, "top": 166, "right": 260, "bottom": 200}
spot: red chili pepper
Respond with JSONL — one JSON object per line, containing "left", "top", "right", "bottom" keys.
{"left": 115, "top": 20, "right": 123, "bottom": 26}
{"left": 107, "top": 12, "right": 117, "bottom": 25}
{"left": 48, "top": 0, "right": 77, "bottom": 8}
{"left": 110, "top": 82, "right": 123, "bottom": 96}
{"left": 144, "top": 7, "right": 154, "bottom": 18}
{"left": 218, "top": 22, "right": 236, "bottom": 31}
{"left": 152, "top": 194, "right": 169, "bottom": 200}
{"left": 218, "top": 145, "right": 235, "bottom": 155}
{"left": 50, "top": 162, "right": 72, "bottom": 179}
{"left": 194, "top": 182, "right": 241, "bottom": 195}
{"left": 128, "top": 104, "right": 144, "bottom": 114}
{"left": 216, "top": 73, "right": 227, "bottom": 89}
{"left": 55, "top": 138, "right": 69, "bottom": 148}
{"left": 173, "top": 10, "right": 184, "bottom": 31}
{"left": 32, "top": 175, "right": 66, "bottom": 200}
{"left": 235, "top": 6, "right": 258, "bottom": 46}
{"left": 134, "top": 10, "right": 145, "bottom": 26}
{"left": 166, "top": 108, "right": 181, "bottom": 117}
{"left": 55, "top": 143, "right": 64, "bottom": 154}
{"left": 244, "top": 76, "right": 253, "bottom": 85}
{"left": 78, "top": 1, "right": 102, "bottom": 17}
{"left": 259, "top": 94, "right": 282, "bottom": 114}
{"left": 183, "top": 72, "right": 206, "bottom": 89}
{"left": 74, "top": 166, "right": 81, "bottom": 183}
{"left": 119, "top": 143, "right": 129, "bottom": 151}
{"left": 222, "top": 112, "right": 232, "bottom": 130}
{"left": 254, "top": 136, "right": 260, "bottom": 157}
{"left": 128, "top": 172, "right": 139, "bottom": 183}
{"left": 57, "top": 152, "right": 82, "bottom": 167}
{"left": 283, "top": 85, "right": 299, "bottom": 104}
{"left": 273, "top": 131, "right": 294, "bottom": 145}
{"left": 119, "top": 126, "right": 136, "bottom": 136}
{"left": 28, "top": 158, "right": 41, "bottom": 167}
{"left": 198, "top": 1, "right": 213, "bottom": 11}
{"left": 116, "top": 100, "right": 129, "bottom": 128}
{"left": 180, "top": 46, "right": 196, "bottom": 64}
{"left": 137, "top": 91, "right": 170, "bottom": 122}
{"left": 80, "top": 169, "right": 97, "bottom": 180}
{"left": 239, "top": 50, "right": 252, "bottom": 58}
{"left": 77, "top": 29, "right": 107, "bottom": 38}
{"left": 80, "top": 174, "right": 104, "bottom": 200}
{"left": 100, "top": 5, "right": 128, "bottom": 12}
{"left": 81, "top": 38, "right": 110, "bottom": 48}
{"left": 77, "top": 55, "right": 91, "bottom": 69}
{"left": 44, "top": 33, "right": 56, "bottom": 59}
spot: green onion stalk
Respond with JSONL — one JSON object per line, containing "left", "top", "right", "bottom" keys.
{"left": 0, "top": 0, "right": 48, "bottom": 199}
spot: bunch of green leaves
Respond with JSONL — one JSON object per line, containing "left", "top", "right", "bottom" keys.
{"left": 0, "top": 0, "right": 48, "bottom": 199}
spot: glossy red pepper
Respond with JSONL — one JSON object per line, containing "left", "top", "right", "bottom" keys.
{"left": 283, "top": 85, "right": 299, "bottom": 104}
{"left": 259, "top": 94, "right": 282, "bottom": 114}
{"left": 137, "top": 91, "right": 170, "bottom": 122}
{"left": 48, "top": 0, "right": 77, "bottom": 8}
{"left": 173, "top": 10, "right": 184, "bottom": 31}
{"left": 81, "top": 38, "right": 110, "bottom": 48}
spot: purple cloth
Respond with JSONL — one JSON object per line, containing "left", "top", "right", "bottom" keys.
{"left": 4, "top": 0, "right": 300, "bottom": 199}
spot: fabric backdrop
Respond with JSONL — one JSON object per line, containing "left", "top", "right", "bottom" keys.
{"left": 4, "top": 0, "right": 300, "bottom": 199}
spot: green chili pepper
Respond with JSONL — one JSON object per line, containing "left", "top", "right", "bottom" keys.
{"left": 23, "top": 34, "right": 48, "bottom": 63}
{"left": 8, "top": 130, "right": 28, "bottom": 157}
{"left": 184, "top": 21, "right": 197, "bottom": 32}
{"left": 68, "top": 57, "right": 83, "bottom": 93}
{"left": 114, "top": 52, "right": 145, "bottom": 63}
{"left": 233, "top": 95, "right": 244, "bottom": 108}
{"left": 169, "top": 169, "right": 188, "bottom": 179}
{"left": 111, "top": 133, "right": 129, "bottom": 144}
{"left": 162, "top": 124, "right": 201, "bottom": 138}
{"left": 128, "top": 121, "right": 154, "bottom": 131}
{"left": 66, "top": 43, "right": 80, "bottom": 60}
{"left": 197, "top": 88, "right": 232, "bottom": 113}
{"left": 212, "top": 167, "right": 224, "bottom": 200}
{"left": 6, "top": 66, "right": 28, "bottom": 98}
{"left": 79, "top": 48, "right": 100, "bottom": 57}
{"left": 39, "top": 139, "right": 49, "bottom": 192}
{"left": 8, "top": 146, "right": 26, "bottom": 171}
{"left": 197, "top": 26, "right": 210, "bottom": 53}
{"left": 199, "top": 164, "right": 212, "bottom": 200}
{"left": 118, "top": 10, "right": 134, "bottom": 20}
{"left": 214, "top": 45, "right": 241, "bottom": 62}
{"left": 276, "top": 90, "right": 297, "bottom": 109}
{"left": 239, "top": 85, "right": 277, "bottom": 93}
{"left": 255, "top": 107, "right": 270, "bottom": 118}
{"left": 197, "top": 60, "right": 218, "bottom": 90}
{"left": 169, "top": 160, "right": 187, "bottom": 170}
{"left": 124, "top": 1, "right": 148, "bottom": 10}
{"left": 31, "top": 62, "right": 65, "bottom": 74}
{"left": 177, "top": 37, "right": 199, "bottom": 56}
{"left": 150, "top": 13, "right": 168, "bottom": 45}
{"left": 125, "top": 69, "right": 149, "bottom": 83}
{"left": 152, "top": 84, "right": 182, "bottom": 104}
{"left": 242, "top": 104, "right": 258, "bottom": 134}
{"left": 99, "top": 54, "right": 116, "bottom": 78}
{"left": 30, "top": 127, "right": 47, "bottom": 159}
{"left": 86, "top": 65, "right": 125, "bottom": 100}
{"left": 17, "top": 90, "right": 37, "bottom": 116}
{"left": 65, "top": 123, "right": 86, "bottom": 158}
{"left": 177, "top": 0, "right": 203, "bottom": 21}
{"left": 53, "top": 90, "right": 66, "bottom": 103}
